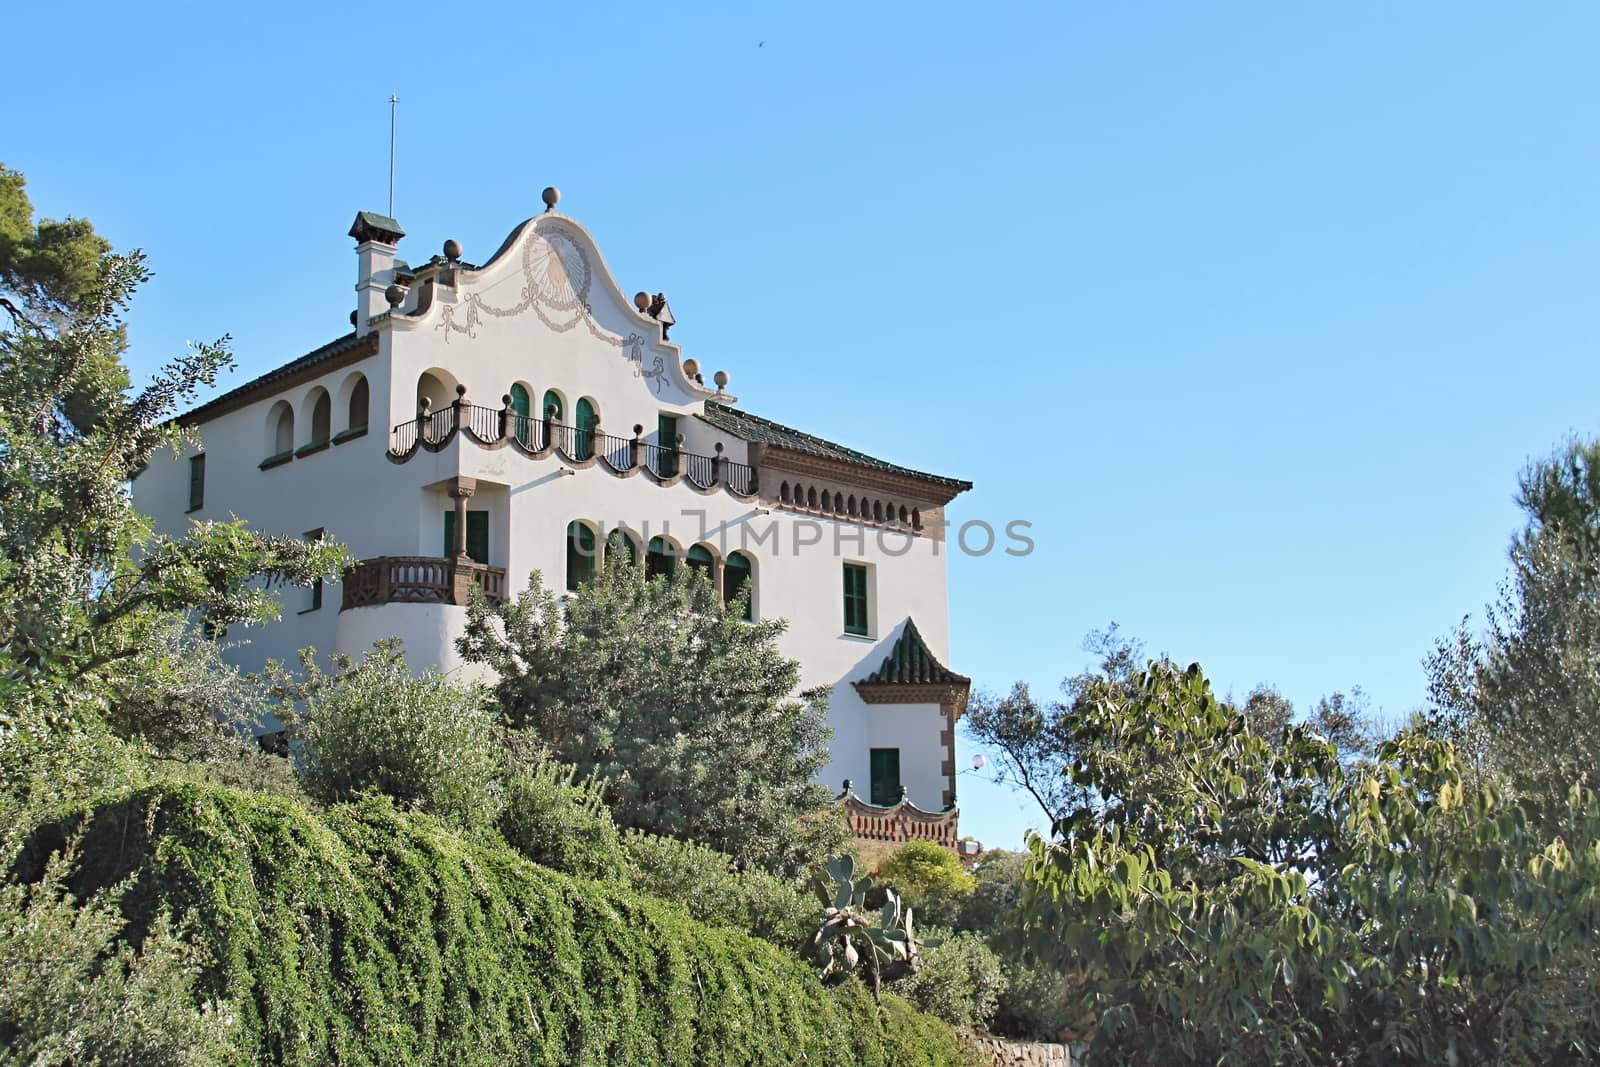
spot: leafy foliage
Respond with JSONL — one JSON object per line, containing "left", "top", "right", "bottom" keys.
{"left": 889, "top": 928, "right": 1005, "bottom": 1031}
{"left": 622, "top": 829, "right": 817, "bottom": 949}
{"left": 459, "top": 555, "right": 847, "bottom": 875}
{"left": 270, "top": 642, "right": 497, "bottom": 827}
{"left": 0, "top": 836, "right": 236, "bottom": 1066}
{"left": 496, "top": 743, "right": 628, "bottom": 880}
{"left": 20, "top": 780, "right": 971, "bottom": 1067}
{"left": 876, "top": 839, "right": 976, "bottom": 928}
{"left": 0, "top": 164, "right": 341, "bottom": 730}
{"left": 1028, "top": 660, "right": 1600, "bottom": 1065}
{"left": 1428, "top": 436, "right": 1600, "bottom": 799}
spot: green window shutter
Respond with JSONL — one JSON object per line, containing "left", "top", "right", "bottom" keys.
{"left": 724, "top": 551, "right": 753, "bottom": 621}
{"left": 567, "top": 521, "right": 596, "bottom": 590}
{"left": 443, "top": 510, "right": 455, "bottom": 557}
{"left": 869, "top": 748, "right": 901, "bottom": 807}
{"left": 509, "top": 384, "right": 531, "bottom": 445}
{"left": 646, "top": 536, "right": 674, "bottom": 580}
{"left": 843, "top": 563, "right": 869, "bottom": 635}
{"left": 188, "top": 454, "right": 205, "bottom": 511}
{"left": 466, "top": 511, "right": 489, "bottom": 564}
{"left": 575, "top": 398, "right": 596, "bottom": 461}
{"left": 656, "top": 414, "right": 679, "bottom": 477}
{"left": 543, "top": 390, "right": 563, "bottom": 423}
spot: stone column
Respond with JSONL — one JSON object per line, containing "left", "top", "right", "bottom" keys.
{"left": 447, "top": 476, "right": 477, "bottom": 604}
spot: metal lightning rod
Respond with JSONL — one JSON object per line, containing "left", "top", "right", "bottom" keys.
{"left": 388, "top": 94, "right": 398, "bottom": 217}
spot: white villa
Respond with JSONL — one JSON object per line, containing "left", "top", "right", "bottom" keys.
{"left": 134, "top": 191, "right": 973, "bottom": 847}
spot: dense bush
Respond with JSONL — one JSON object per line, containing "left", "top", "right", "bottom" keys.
{"left": 877, "top": 839, "right": 976, "bottom": 928}
{"left": 20, "top": 780, "right": 970, "bottom": 1067}
{"left": 273, "top": 642, "right": 497, "bottom": 826}
{"left": 622, "top": 829, "right": 817, "bottom": 949}
{"left": 0, "top": 842, "right": 236, "bottom": 1065}
{"left": 496, "top": 748, "right": 627, "bottom": 880}
{"left": 890, "top": 928, "right": 1006, "bottom": 1030}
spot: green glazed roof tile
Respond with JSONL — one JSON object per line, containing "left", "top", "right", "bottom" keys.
{"left": 861, "top": 619, "right": 970, "bottom": 686}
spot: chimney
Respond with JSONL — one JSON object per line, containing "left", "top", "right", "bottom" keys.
{"left": 348, "top": 211, "right": 406, "bottom": 336}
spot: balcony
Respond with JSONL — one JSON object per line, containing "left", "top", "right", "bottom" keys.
{"left": 387, "top": 398, "right": 757, "bottom": 497}
{"left": 340, "top": 556, "right": 507, "bottom": 611}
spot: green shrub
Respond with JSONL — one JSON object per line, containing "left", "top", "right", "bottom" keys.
{"left": 877, "top": 839, "right": 976, "bottom": 928}
{"left": 495, "top": 749, "right": 627, "bottom": 880}
{"left": 276, "top": 642, "right": 496, "bottom": 826}
{"left": 0, "top": 843, "right": 236, "bottom": 1066}
{"left": 622, "top": 829, "right": 815, "bottom": 949}
{"left": 22, "top": 780, "right": 967, "bottom": 1067}
{"left": 891, "top": 928, "right": 1006, "bottom": 1030}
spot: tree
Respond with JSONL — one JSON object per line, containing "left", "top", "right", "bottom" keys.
{"left": 1028, "top": 660, "right": 1600, "bottom": 1065}
{"left": 458, "top": 551, "right": 846, "bottom": 876}
{"left": 963, "top": 625, "right": 1144, "bottom": 826}
{"left": 0, "top": 164, "right": 342, "bottom": 726}
{"left": 876, "top": 839, "right": 975, "bottom": 927}
{"left": 1428, "top": 436, "right": 1600, "bottom": 799}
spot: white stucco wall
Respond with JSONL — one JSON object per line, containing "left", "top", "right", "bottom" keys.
{"left": 132, "top": 211, "right": 965, "bottom": 812}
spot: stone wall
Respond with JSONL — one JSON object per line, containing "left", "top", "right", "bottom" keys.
{"left": 964, "top": 1032, "right": 1072, "bottom": 1065}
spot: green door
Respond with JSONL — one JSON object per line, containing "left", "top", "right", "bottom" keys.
{"left": 657, "top": 413, "right": 679, "bottom": 477}
{"left": 574, "top": 397, "right": 597, "bottom": 461}
{"left": 869, "top": 748, "right": 901, "bottom": 807}
{"left": 509, "top": 383, "right": 531, "bottom": 445}
{"left": 443, "top": 510, "right": 489, "bottom": 564}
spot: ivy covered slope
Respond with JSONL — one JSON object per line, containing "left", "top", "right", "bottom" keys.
{"left": 28, "top": 780, "right": 967, "bottom": 1067}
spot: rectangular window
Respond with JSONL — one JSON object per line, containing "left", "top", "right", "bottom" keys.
{"left": 656, "top": 413, "right": 679, "bottom": 477}
{"left": 303, "top": 528, "right": 324, "bottom": 612}
{"left": 869, "top": 748, "right": 902, "bottom": 807}
{"left": 443, "top": 510, "right": 490, "bottom": 564}
{"left": 187, "top": 454, "right": 205, "bottom": 512}
{"left": 843, "top": 562, "right": 870, "bottom": 636}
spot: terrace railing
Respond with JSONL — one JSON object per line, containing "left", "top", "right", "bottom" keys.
{"left": 340, "top": 555, "right": 508, "bottom": 611}
{"left": 387, "top": 397, "right": 758, "bottom": 498}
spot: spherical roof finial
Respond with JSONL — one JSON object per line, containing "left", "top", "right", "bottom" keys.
{"left": 713, "top": 370, "right": 729, "bottom": 390}
{"left": 541, "top": 186, "right": 560, "bottom": 211}
{"left": 634, "top": 291, "right": 652, "bottom": 312}
{"left": 682, "top": 358, "right": 700, "bottom": 378}
{"left": 384, "top": 283, "right": 405, "bottom": 307}
{"left": 443, "top": 238, "right": 462, "bottom": 260}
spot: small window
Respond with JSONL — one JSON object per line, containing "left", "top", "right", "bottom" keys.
{"left": 575, "top": 397, "right": 598, "bottom": 461}
{"left": 543, "top": 390, "right": 564, "bottom": 423}
{"left": 646, "top": 536, "right": 675, "bottom": 581}
{"left": 724, "top": 551, "right": 754, "bottom": 621}
{"left": 187, "top": 454, "right": 205, "bottom": 512}
{"left": 686, "top": 543, "right": 715, "bottom": 585}
{"left": 870, "top": 748, "right": 902, "bottom": 807}
{"left": 444, "top": 510, "right": 490, "bottom": 564}
{"left": 566, "top": 521, "right": 597, "bottom": 590}
{"left": 303, "top": 528, "right": 324, "bottom": 612}
{"left": 843, "top": 562, "right": 870, "bottom": 636}
{"left": 656, "top": 413, "right": 679, "bottom": 477}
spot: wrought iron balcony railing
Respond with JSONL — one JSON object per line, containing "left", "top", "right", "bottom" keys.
{"left": 387, "top": 397, "right": 757, "bottom": 497}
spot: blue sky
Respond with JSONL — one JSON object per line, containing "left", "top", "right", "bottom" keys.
{"left": 10, "top": 3, "right": 1598, "bottom": 848}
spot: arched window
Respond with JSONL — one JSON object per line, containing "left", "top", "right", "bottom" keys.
{"left": 848, "top": 495, "right": 858, "bottom": 517}
{"left": 268, "top": 401, "right": 294, "bottom": 459}
{"left": 345, "top": 374, "right": 366, "bottom": 428}
{"left": 509, "top": 383, "right": 532, "bottom": 446}
{"left": 821, "top": 490, "right": 832, "bottom": 512}
{"left": 543, "top": 390, "right": 564, "bottom": 423}
{"left": 898, "top": 505, "right": 909, "bottom": 524}
{"left": 686, "top": 543, "right": 715, "bottom": 585}
{"left": 574, "top": 397, "right": 597, "bottom": 461}
{"left": 646, "top": 536, "right": 675, "bottom": 581}
{"left": 779, "top": 482, "right": 791, "bottom": 504}
{"left": 566, "top": 521, "right": 597, "bottom": 591}
{"left": 911, "top": 507, "right": 921, "bottom": 529}
{"left": 606, "top": 528, "right": 638, "bottom": 567}
{"left": 724, "top": 551, "right": 754, "bottom": 621}
{"left": 807, "top": 487, "right": 819, "bottom": 509}
{"left": 873, "top": 501, "right": 884, "bottom": 522}
{"left": 308, "top": 389, "right": 331, "bottom": 446}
